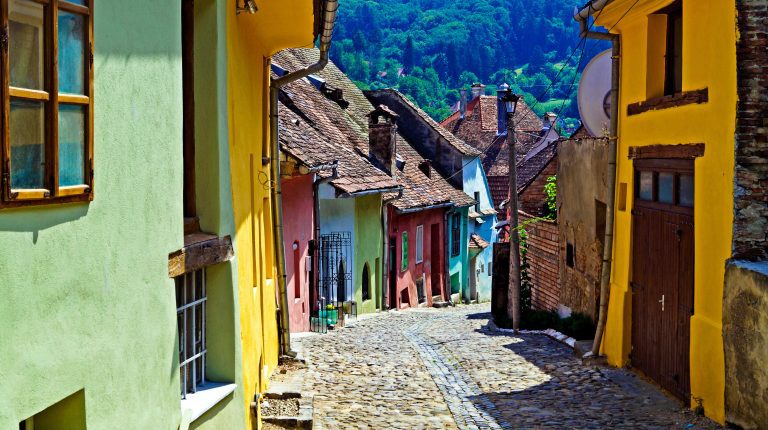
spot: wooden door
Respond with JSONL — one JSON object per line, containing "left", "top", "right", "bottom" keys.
{"left": 388, "top": 237, "right": 397, "bottom": 309}
{"left": 631, "top": 158, "right": 694, "bottom": 400}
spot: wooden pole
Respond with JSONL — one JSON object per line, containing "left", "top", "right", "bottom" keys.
{"left": 506, "top": 111, "right": 522, "bottom": 332}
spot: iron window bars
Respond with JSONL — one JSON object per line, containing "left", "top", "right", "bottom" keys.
{"left": 176, "top": 269, "right": 207, "bottom": 398}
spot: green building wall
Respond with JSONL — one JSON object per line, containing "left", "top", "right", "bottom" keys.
{"left": 354, "top": 194, "right": 384, "bottom": 314}
{"left": 0, "top": 1, "right": 245, "bottom": 429}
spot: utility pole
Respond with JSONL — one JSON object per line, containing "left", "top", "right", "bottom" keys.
{"left": 501, "top": 86, "right": 522, "bottom": 332}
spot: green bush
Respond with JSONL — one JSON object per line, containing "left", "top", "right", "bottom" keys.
{"left": 557, "top": 312, "right": 596, "bottom": 341}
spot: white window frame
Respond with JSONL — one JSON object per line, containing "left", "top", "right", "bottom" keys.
{"left": 415, "top": 225, "right": 424, "bottom": 264}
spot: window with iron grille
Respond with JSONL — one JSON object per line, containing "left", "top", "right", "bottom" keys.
{"left": 451, "top": 213, "right": 461, "bottom": 257}
{"left": 176, "top": 269, "right": 207, "bottom": 398}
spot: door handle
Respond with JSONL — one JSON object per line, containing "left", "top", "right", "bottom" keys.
{"left": 659, "top": 294, "right": 665, "bottom": 312}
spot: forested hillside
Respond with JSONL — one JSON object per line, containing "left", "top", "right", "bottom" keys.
{"left": 330, "top": 0, "right": 608, "bottom": 131}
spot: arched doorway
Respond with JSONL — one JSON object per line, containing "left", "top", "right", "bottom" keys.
{"left": 362, "top": 263, "right": 370, "bottom": 301}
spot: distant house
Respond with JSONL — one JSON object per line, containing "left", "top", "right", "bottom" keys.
{"left": 273, "top": 53, "right": 401, "bottom": 330}
{"left": 440, "top": 83, "right": 560, "bottom": 217}
{"left": 366, "top": 89, "right": 498, "bottom": 303}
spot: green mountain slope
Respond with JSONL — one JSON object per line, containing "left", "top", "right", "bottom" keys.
{"left": 330, "top": 0, "right": 608, "bottom": 131}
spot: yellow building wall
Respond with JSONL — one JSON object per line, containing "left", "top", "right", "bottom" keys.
{"left": 596, "top": 0, "right": 735, "bottom": 424}
{"left": 225, "top": 2, "right": 315, "bottom": 428}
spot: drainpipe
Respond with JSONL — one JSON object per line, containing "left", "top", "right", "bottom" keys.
{"left": 270, "top": 0, "right": 338, "bottom": 357}
{"left": 381, "top": 188, "right": 403, "bottom": 309}
{"left": 574, "top": 0, "right": 620, "bottom": 357}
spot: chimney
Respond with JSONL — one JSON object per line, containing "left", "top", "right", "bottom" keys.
{"left": 497, "top": 83, "right": 510, "bottom": 136}
{"left": 459, "top": 89, "right": 467, "bottom": 119}
{"left": 470, "top": 83, "right": 485, "bottom": 100}
{"left": 367, "top": 105, "right": 399, "bottom": 175}
{"left": 543, "top": 112, "right": 558, "bottom": 131}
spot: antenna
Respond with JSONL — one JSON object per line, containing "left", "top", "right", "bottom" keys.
{"left": 577, "top": 49, "right": 612, "bottom": 137}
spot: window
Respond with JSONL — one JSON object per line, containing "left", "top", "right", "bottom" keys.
{"left": 293, "top": 241, "right": 301, "bottom": 300}
{"left": 361, "top": 262, "right": 370, "bottom": 301}
{"left": 634, "top": 159, "right": 694, "bottom": 209}
{"left": 401, "top": 231, "right": 408, "bottom": 272}
{"left": 474, "top": 192, "right": 480, "bottom": 213}
{"left": 566, "top": 243, "right": 575, "bottom": 268}
{"left": 415, "top": 225, "right": 424, "bottom": 264}
{"left": 451, "top": 213, "right": 461, "bottom": 257}
{"left": 664, "top": 1, "right": 683, "bottom": 96}
{"left": 176, "top": 269, "right": 207, "bottom": 398}
{"left": 2, "top": 0, "right": 94, "bottom": 208}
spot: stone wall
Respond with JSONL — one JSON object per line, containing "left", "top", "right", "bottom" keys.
{"left": 520, "top": 211, "right": 560, "bottom": 311}
{"left": 723, "top": 261, "right": 768, "bottom": 429}
{"left": 557, "top": 138, "right": 609, "bottom": 320}
{"left": 733, "top": 0, "right": 768, "bottom": 260}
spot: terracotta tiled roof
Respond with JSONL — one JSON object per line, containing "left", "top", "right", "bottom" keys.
{"left": 517, "top": 140, "right": 558, "bottom": 192}
{"left": 441, "top": 96, "right": 546, "bottom": 178}
{"left": 469, "top": 233, "right": 490, "bottom": 250}
{"left": 274, "top": 48, "right": 474, "bottom": 211}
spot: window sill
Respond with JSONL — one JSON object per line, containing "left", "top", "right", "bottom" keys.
{"left": 181, "top": 382, "right": 237, "bottom": 423}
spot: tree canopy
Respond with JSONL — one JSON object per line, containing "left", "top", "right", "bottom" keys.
{"left": 330, "top": 0, "right": 609, "bottom": 132}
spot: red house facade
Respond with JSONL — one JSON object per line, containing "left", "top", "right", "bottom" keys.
{"left": 387, "top": 206, "right": 447, "bottom": 309}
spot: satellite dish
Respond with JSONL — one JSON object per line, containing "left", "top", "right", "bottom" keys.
{"left": 578, "top": 49, "right": 612, "bottom": 137}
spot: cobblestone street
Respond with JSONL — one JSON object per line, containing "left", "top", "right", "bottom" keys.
{"left": 296, "top": 305, "right": 719, "bottom": 430}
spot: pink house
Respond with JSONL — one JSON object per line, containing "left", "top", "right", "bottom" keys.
{"left": 281, "top": 174, "right": 315, "bottom": 333}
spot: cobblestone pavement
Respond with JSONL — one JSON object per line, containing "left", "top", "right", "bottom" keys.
{"left": 296, "top": 304, "right": 720, "bottom": 430}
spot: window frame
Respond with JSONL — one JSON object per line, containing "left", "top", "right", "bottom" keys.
{"left": 401, "top": 231, "right": 408, "bottom": 272}
{"left": 663, "top": 0, "right": 683, "bottom": 96}
{"left": 177, "top": 268, "right": 208, "bottom": 398}
{"left": 1, "top": 0, "right": 94, "bottom": 209}
{"left": 415, "top": 224, "right": 424, "bottom": 264}
{"left": 450, "top": 213, "right": 461, "bottom": 257}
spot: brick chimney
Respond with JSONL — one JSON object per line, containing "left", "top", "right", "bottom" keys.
{"left": 497, "top": 83, "right": 510, "bottom": 136}
{"left": 470, "top": 83, "right": 485, "bottom": 100}
{"left": 459, "top": 89, "right": 467, "bottom": 119}
{"left": 367, "top": 105, "right": 399, "bottom": 175}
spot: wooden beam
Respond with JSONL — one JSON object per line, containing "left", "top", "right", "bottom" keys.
{"left": 168, "top": 234, "right": 234, "bottom": 278}
{"left": 628, "top": 143, "right": 705, "bottom": 160}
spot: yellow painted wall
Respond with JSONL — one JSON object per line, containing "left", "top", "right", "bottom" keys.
{"left": 596, "top": 0, "right": 736, "bottom": 423}
{"left": 225, "top": 1, "right": 315, "bottom": 428}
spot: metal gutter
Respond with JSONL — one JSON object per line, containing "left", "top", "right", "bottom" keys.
{"left": 336, "top": 186, "right": 402, "bottom": 199}
{"left": 574, "top": 0, "right": 621, "bottom": 357}
{"left": 395, "top": 201, "right": 454, "bottom": 215}
{"left": 269, "top": 0, "right": 338, "bottom": 357}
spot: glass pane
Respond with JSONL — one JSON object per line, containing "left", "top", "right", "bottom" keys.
{"left": 638, "top": 171, "right": 654, "bottom": 201}
{"left": 10, "top": 100, "right": 46, "bottom": 189}
{"left": 680, "top": 175, "right": 694, "bottom": 207}
{"left": 62, "top": 0, "right": 87, "bottom": 5}
{"left": 658, "top": 172, "right": 674, "bottom": 204}
{"left": 58, "top": 11, "right": 86, "bottom": 95}
{"left": 59, "top": 104, "right": 86, "bottom": 186}
{"left": 9, "top": 0, "right": 45, "bottom": 90}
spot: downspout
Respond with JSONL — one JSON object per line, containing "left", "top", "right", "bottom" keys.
{"left": 574, "top": 0, "right": 620, "bottom": 357}
{"left": 270, "top": 0, "right": 338, "bottom": 356}
{"left": 381, "top": 189, "right": 403, "bottom": 309}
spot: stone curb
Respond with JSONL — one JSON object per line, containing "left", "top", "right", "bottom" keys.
{"left": 485, "top": 320, "right": 577, "bottom": 349}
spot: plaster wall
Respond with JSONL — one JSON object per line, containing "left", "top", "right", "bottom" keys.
{"left": 389, "top": 207, "right": 446, "bottom": 308}
{"left": 447, "top": 207, "right": 470, "bottom": 299}
{"left": 597, "top": 0, "right": 737, "bottom": 422}
{"left": 0, "top": 1, "right": 185, "bottom": 428}
{"left": 557, "top": 138, "right": 609, "bottom": 319}
{"left": 354, "top": 194, "right": 384, "bottom": 314}
{"left": 225, "top": 0, "right": 315, "bottom": 427}
{"left": 281, "top": 175, "right": 315, "bottom": 333}
{"left": 723, "top": 261, "right": 768, "bottom": 430}
{"left": 462, "top": 157, "right": 496, "bottom": 302}
{"left": 318, "top": 184, "right": 356, "bottom": 302}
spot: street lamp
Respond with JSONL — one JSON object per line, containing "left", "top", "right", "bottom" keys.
{"left": 499, "top": 83, "right": 522, "bottom": 332}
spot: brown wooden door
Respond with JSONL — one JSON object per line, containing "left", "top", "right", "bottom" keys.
{"left": 631, "top": 158, "right": 694, "bottom": 400}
